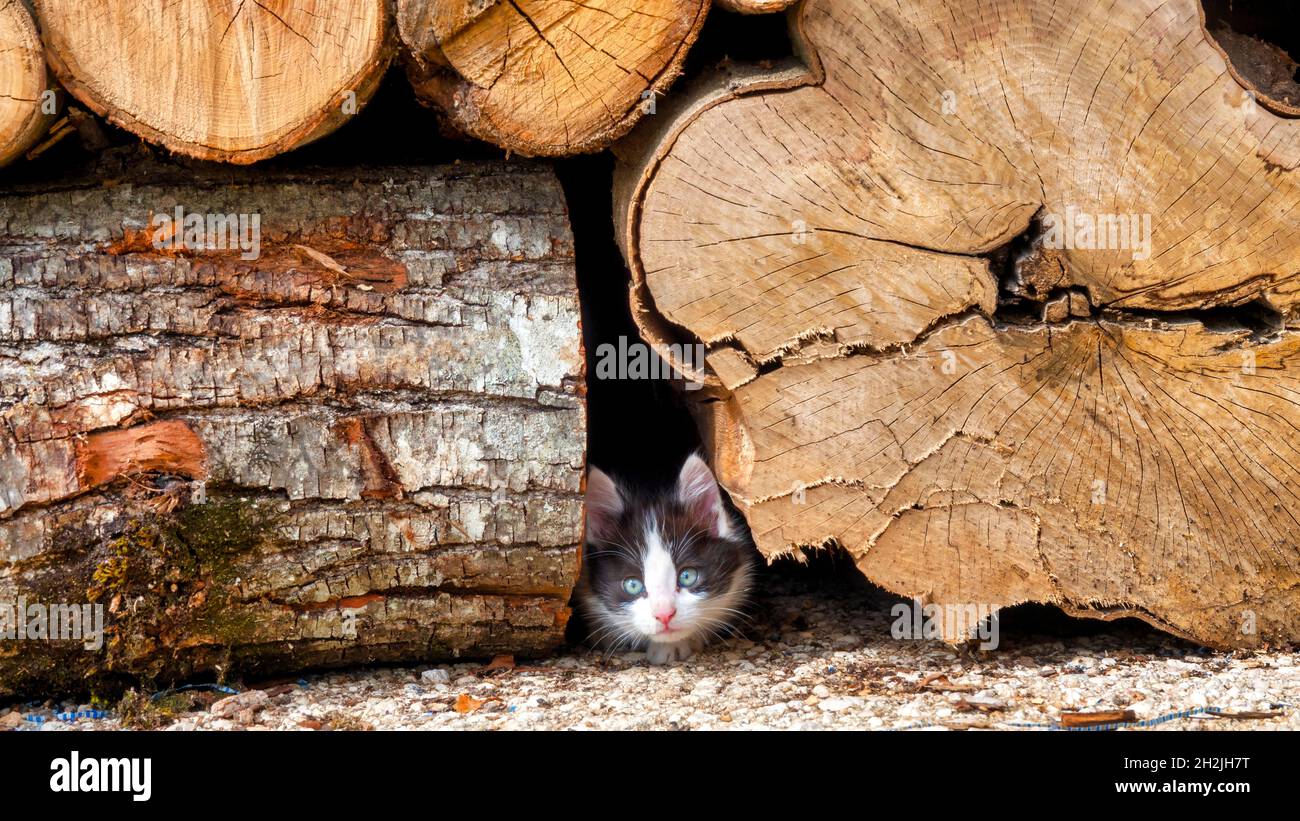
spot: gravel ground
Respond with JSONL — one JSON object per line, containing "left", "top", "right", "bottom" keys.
{"left": 4, "top": 564, "right": 1296, "bottom": 731}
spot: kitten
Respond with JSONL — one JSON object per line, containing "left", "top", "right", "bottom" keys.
{"left": 575, "top": 454, "right": 754, "bottom": 664}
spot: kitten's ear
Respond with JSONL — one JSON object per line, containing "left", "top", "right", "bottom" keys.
{"left": 676, "top": 453, "right": 731, "bottom": 538}
{"left": 585, "top": 467, "right": 624, "bottom": 543}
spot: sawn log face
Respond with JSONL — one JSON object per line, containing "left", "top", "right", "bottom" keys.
{"left": 615, "top": 0, "right": 1300, "bottom": 649}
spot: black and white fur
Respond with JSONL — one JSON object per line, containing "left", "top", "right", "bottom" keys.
{"left": 575, "top": 454, "right": 754, "bottom": 664}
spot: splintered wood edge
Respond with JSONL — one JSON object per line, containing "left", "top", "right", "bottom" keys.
{"left": 1197, "top": 3, "right": 1300, "bottom": 118}
{"left": 76, "top": 420, "right": 208, "bottom": 491}
{"left": 396, "top": 0, "right": 496, "bottom": 69}
{"left": 0, "top": 0, "right": 53, "bottom": 167}
{"left": 33, "top": 1, "right": 396, "bottom": 164}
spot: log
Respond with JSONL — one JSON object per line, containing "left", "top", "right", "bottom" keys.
{"left": 0, "top": 161, "right": 585, "bottom": 697}
{"left": 32, "top": 0, "right": 394, "bottom": 164}
{"left": 715, "top": 0, "right": 798, "bottom": 13}
{"left": 0, "top": 0, "right": 53, "bottom": 167}
{"left": 614, "top": 0, "right": 1300, "bottom": 650}
{"left": 398, "top": 0, "right": 710, "bottom": 156}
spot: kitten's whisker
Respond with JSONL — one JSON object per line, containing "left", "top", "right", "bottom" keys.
{"left": 698, "top": 615, "right": 740, "bottom": 635}
{"left": 596, "top": 631, "right": 622, "bottom": 662}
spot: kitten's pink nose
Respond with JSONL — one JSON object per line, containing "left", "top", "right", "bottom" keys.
{"left": 655, "top": 609, "right": 676, "bottom": 628}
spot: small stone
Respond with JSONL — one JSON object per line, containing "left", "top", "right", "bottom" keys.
{"left": 210, "top": 689, "right": 270, "bottom": 720}
{"left": 421, "top": 668, "right": 451, "bottom": 684}
{"left": 690, "top": 678, "right": 720, "bottom": 698}
{"left": 0, "top": 712, "right": 26, "bottom": 731}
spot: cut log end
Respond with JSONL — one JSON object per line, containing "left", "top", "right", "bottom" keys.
{"left": 715, "top": 0, "right": 799, "bottom": 13}
{"left": 32, "top": 0, "right": 393, "bottom": 164}
{"left": 616, "top": 0, "right": 1300, "bottom": 650}
{"left": 400, "top": 0, "right": 710, "bottom": 156}
{"left": 0, "top": 0, "right": 53, "bottom": 168}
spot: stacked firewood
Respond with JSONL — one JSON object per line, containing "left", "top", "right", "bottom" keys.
{"left": 2, "top": 0, "right": 1298, "bottom": 698}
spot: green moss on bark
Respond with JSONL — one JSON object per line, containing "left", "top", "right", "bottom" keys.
{"left": 1, "top": 493, "right": 281, "bottom": 700}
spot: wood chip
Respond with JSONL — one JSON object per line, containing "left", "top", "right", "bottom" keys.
{"left": 454, "top": 694, "right": 491, "bottom": 714}
{"left": 1059, "top": 709, "right": 1136, "bottom": 728}
{"left": 918, "top": 673, "right": 976, "bottom": 692}
{"left": 294, "top": 244, "right": 351, "bottom": 277}
{"left": 1209, "top": 710, "right": 1285, "bottom": 720}
{"left": 481, "top": 655, "right": 515, "bottom": 673}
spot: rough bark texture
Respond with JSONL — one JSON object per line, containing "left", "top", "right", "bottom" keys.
{"left": 0, "top": 0, "right": 52, "bottom": 168}
{"left": 614, "top": 0, "right": 1300, "bottom": 650}
{"left": 33, "top": 0, "right": 394, "bottom": 164}
{"left": 0, "top": 162, "right": 584, "bottom": 697}
{"left": 399, "top": 0, "right": 710, "bottom": 156}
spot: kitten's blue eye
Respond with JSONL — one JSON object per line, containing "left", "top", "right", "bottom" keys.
{"left": 622, "top": 578, "right": 644, "bottom": 596}
{"left": 678, "top": 568, "right": 699, "bottom": 588}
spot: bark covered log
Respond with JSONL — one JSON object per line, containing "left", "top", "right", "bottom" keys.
{"left": 614, "top": 0, "right": 1300, "bottom": 649}
{"left": 398, "top": 0, "right": 710, "bottom": 156}
{"left": 32, "top": 0, "right": 394, "bottom": 164}
{"left": 0, "top": 162, "right": 584, "bottom": 697}
{"left": 0, "top": 0, "right": 52, "bottom": 167}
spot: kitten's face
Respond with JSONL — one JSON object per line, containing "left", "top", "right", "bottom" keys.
{"left": 580, "top": 456, "right": 752, "bottom": 652}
